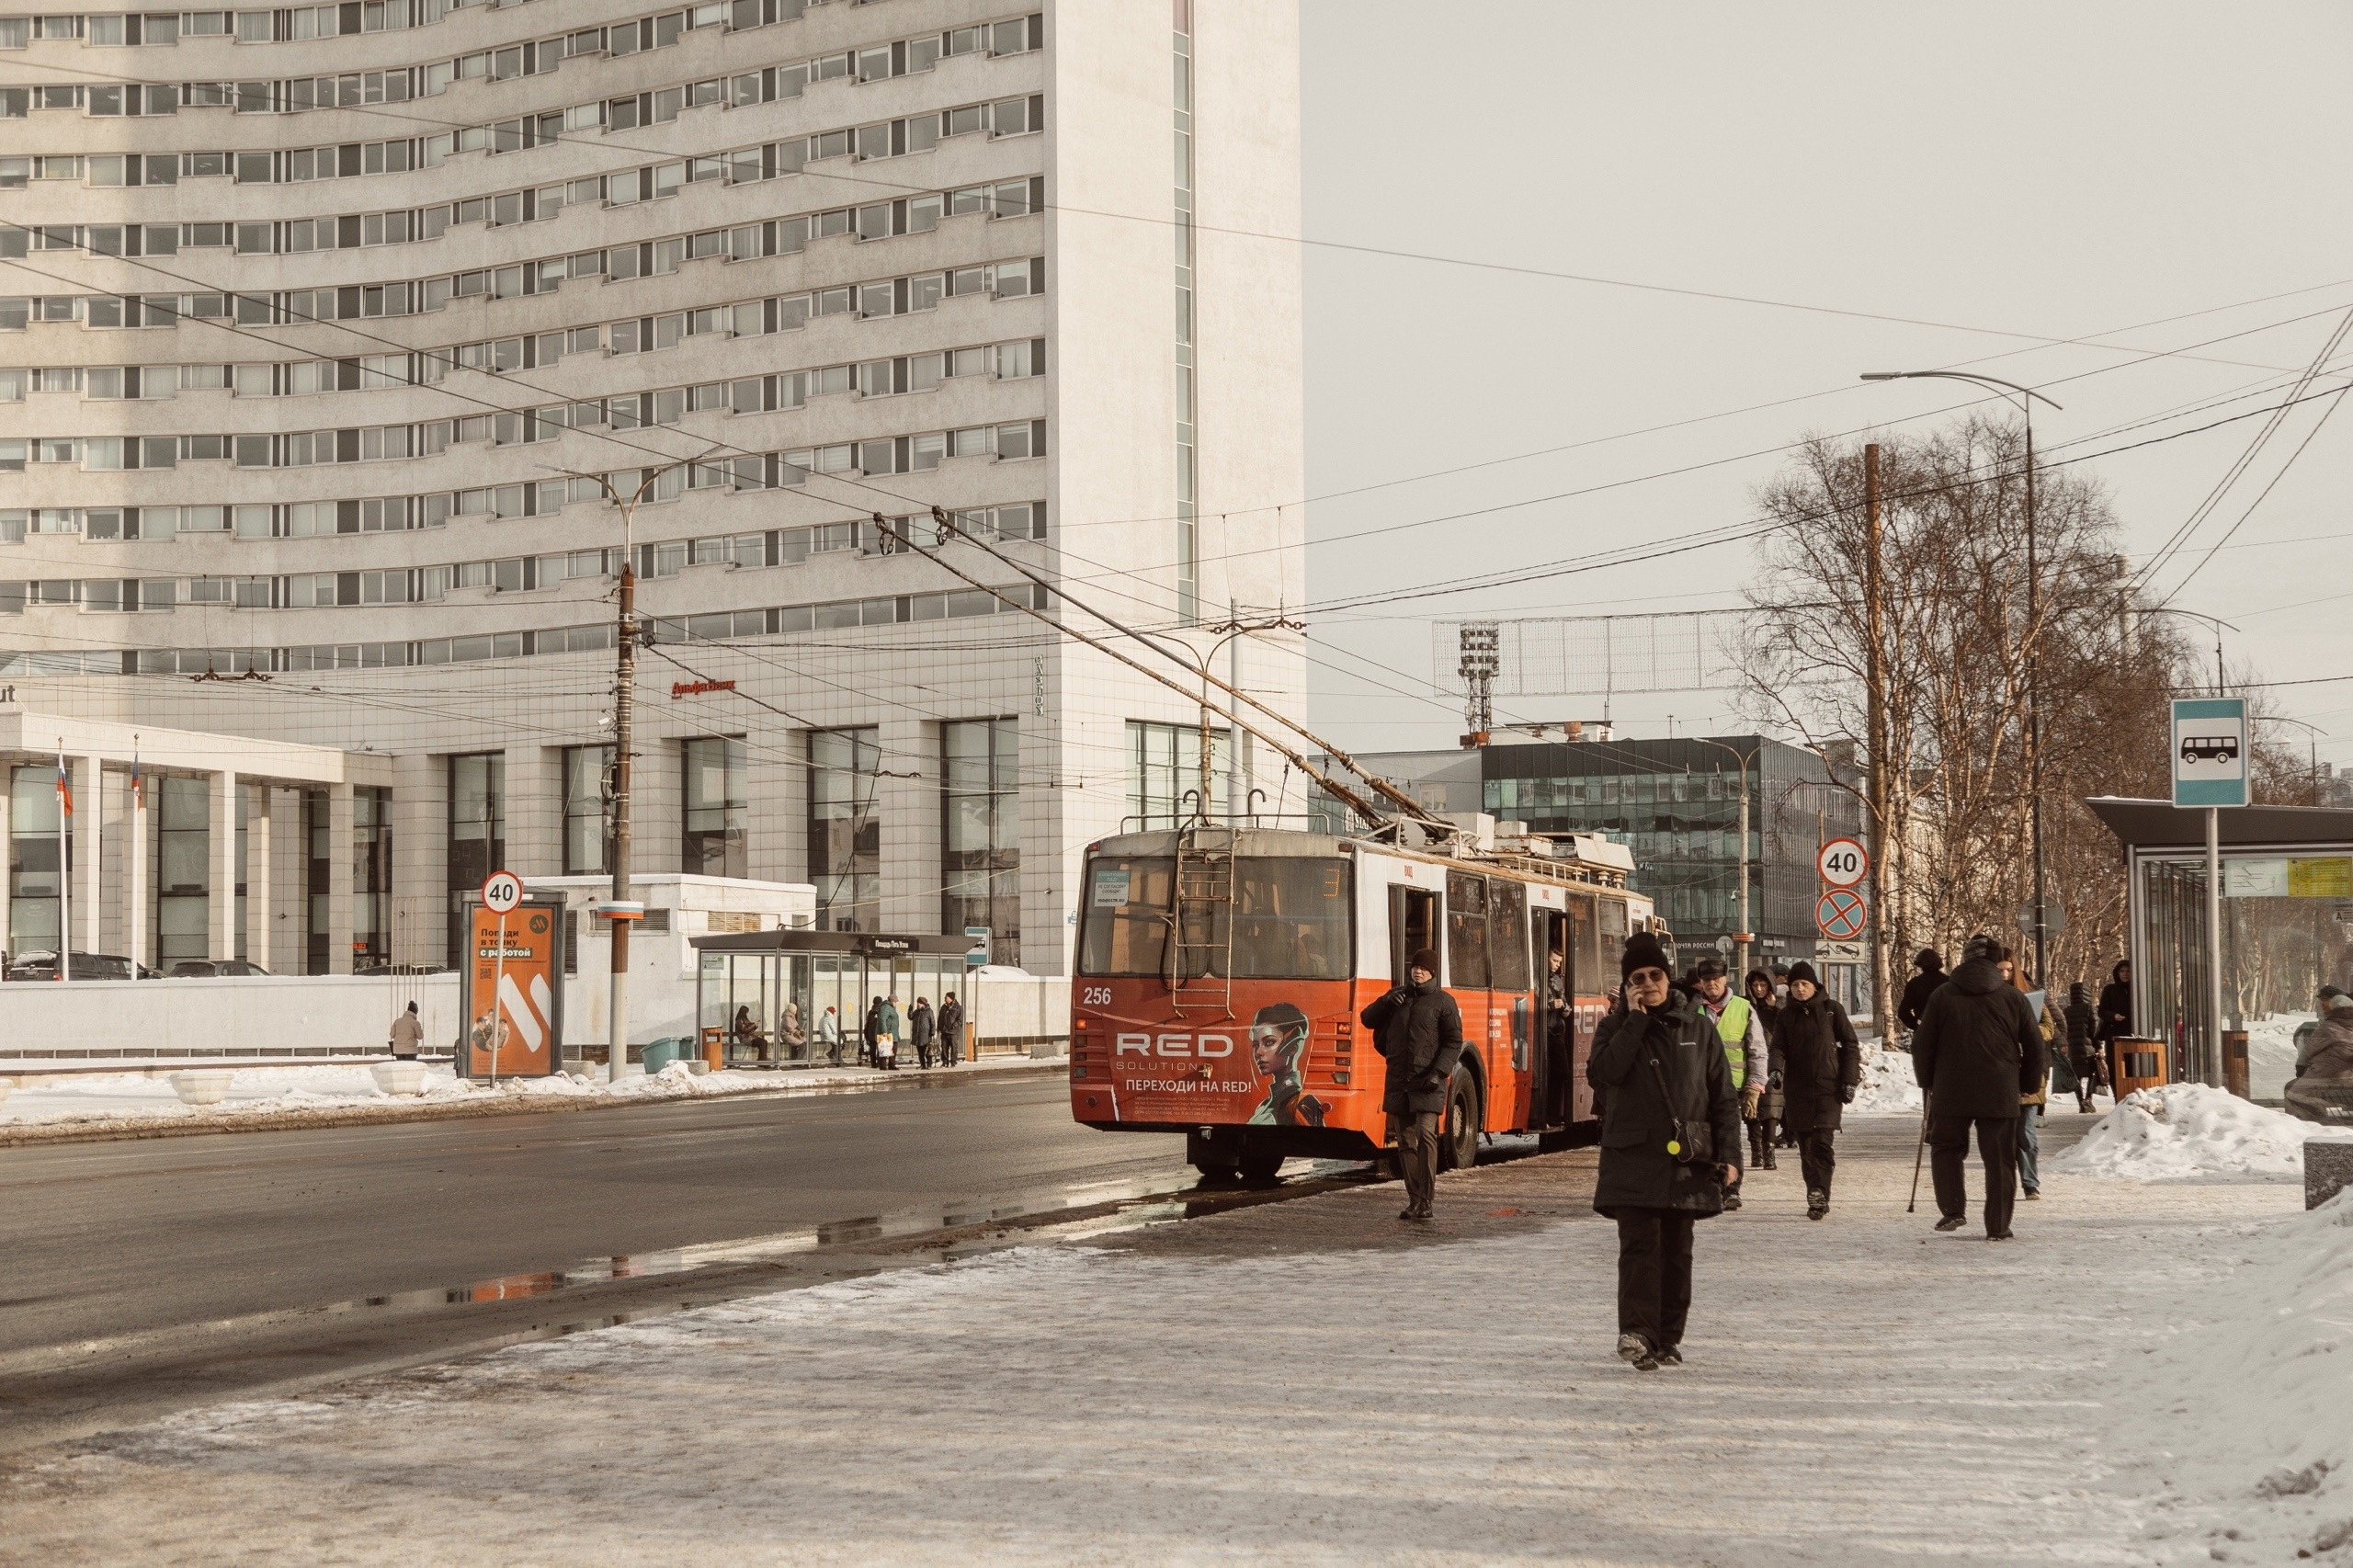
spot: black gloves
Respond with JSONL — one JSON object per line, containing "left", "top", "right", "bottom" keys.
{"left": 1840, "top": 1084, "right": 1857, "bottom": 1105}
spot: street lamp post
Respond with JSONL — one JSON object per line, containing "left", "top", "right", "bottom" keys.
{"left": 2133, "top": 606, "right": 2238, "bottom": 699}
{"left": 1688, "top": 736, "right": 1759, "bottom": 978}
{"left": 1862, "top": 370, "right": 2064, "bottom": 991}
{"left": 2255, "top": 715, "right": 2325, "bottom": 802}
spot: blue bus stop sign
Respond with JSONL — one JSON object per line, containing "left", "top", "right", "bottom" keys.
{"left": 2171, "top": 697, "right": 2247, "bottom": 808}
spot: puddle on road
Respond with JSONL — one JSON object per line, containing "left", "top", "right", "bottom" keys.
{"left": 319, "top": 1163, "right": 1375, "bottom": 1326}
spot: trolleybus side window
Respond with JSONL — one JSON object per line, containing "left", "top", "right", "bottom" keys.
{"left": 1566, "top": 892, "right": 1599, "bottom": 994}
{"left": 1078, "top": 857, "right": 1172, "bottom": 976}
{"left": 1598, "top": 895, "right": 1628, "bottom": 967}
{"left": 1230, "top": 858, "right": 1351, "bottom": 981}
{"left": 1489, "top": 878, "right": 1529, "bottom": 992}
{"left": 1446, "top": 871, "right": 1490, "bottom": 989}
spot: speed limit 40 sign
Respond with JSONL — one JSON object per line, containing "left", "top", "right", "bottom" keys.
{"left": 1817, "top": 837, "right": 1869, "bottom": 889}
{"left": 481, "top": 869, "right": 524, "bottom": 915}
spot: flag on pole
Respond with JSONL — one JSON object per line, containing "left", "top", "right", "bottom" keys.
{"left": 54, "top": 748, "right": 70, "bottom": 817}
{"left": 130, "top": 745, "right": 142, "bottom": 811}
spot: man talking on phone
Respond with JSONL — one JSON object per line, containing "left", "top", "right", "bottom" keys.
{"left": 1589, "top": 931, "right": 1743, "bottom": 1371}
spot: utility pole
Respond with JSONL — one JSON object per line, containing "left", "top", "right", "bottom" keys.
{"left": 1863, "top": 443, "right": 1892, "bottom": 1037}
{"left": 2024, "top": 416, "right": 2049, "bottom": 996}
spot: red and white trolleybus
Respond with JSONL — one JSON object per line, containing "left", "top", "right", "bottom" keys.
{"left": 1069, "top": 824, "right": 1672, "bottom": 1180}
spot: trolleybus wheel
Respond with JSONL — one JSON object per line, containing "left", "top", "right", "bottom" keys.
{"left": 1440, "top": 1067, "right": 1481, "bottom": 1171}
{"left": 1236, "top": 1144, "right": 1286, "bottom": 1184}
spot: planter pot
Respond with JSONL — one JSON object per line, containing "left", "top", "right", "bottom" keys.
{"left": 370, "top": 1062, "right": 429, "bottom": 1096}
{"left": 169, "top": 1070, "right": 234, "bottom": 1107}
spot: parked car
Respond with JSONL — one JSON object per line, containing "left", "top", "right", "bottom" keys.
{"left": 5, "top": 950, "right": 158, "bottom": 981}
{"left": 169, "top": 960, "right": 272, "bottom": 978}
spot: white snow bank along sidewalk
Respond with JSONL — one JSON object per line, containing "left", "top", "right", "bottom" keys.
{"left": 2110, "top": 1189, "right": 2353, "bottom": 1562}
{"left": 2049, "top": 1083, "right": 2353, "bottom": 1183}
{"left": 0, "top": 1055, "right": 1046, "bottom": 1129}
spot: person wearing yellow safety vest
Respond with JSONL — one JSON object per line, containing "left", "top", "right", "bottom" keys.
{"left": 1686, "top": 955, "right": 1768, "bottom": 1209}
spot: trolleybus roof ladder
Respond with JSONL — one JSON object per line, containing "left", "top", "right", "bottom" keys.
{"left": 1168, "top": 822, "right": 1238, "bottom": 1019}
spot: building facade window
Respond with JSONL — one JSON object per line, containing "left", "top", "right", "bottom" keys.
{"left": 563, "top": 744, "right": 612, "bottom": 875}
{"left": 153, "top": 775, "right": 209, "bottom": 971}
{"left": 1128, "top": 719, "right": 1226, "bottom": 830}
{"left": 942, "top": 718, "right": 1018, "bottom": 968}
{"left": 682, "top": 735, "right": 747, "bottom": 879}
{"left": 808, "top": 726, "right": 879, "bottom": 931}
{"left": 353, "top": 785, "right": 390, "bottom": 970}
{"left": 447, "top": 752, "right": 504, "bottom": 966}
{"left": 7, "top": 762, "right": 64, "bottom": 955}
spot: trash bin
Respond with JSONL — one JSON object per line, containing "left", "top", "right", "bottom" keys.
{"left": 2223, "top": 1030, "right": 2249, "bottom": 1100}
{"left": 2113, "top": 1036, "right": 2168, "bottom": 1100}
{"left": 640, "top": 1038, "right": 679, "bottom": 1074}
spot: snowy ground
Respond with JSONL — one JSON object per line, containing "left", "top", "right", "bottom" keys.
{"left": 0, "top": 1055, "right": 1051, "bottom": 1133}
{"left": 2052, "top": 1082, "right": 2353, "bottom": 1183}
{"left": 3, "top": 1113, "right": 2342, "bottom": 1565}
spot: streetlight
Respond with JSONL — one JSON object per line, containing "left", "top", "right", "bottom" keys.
{"left": 2132, "top": 606, "right": 2239, "bottom": 698}
{"left": 2255, "top": 714, "right": 2325, "bottom": 801}
{"left": 1685, "top": 736, "right": 1759, "bottom": 977}
{"left": 542, "top": 449, "right": 720, "bottom": 1083}
{"left": 1861, "top": 370, "right": 2064, "bottom": 991}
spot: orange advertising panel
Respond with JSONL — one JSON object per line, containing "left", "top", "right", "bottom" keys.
{"left": 465, "top": 899, "right": 564, "bottom": 1078}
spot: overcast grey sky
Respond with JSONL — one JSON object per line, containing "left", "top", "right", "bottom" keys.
{"left": 1296, "top": 0, "right": 2353, "bottom": 769}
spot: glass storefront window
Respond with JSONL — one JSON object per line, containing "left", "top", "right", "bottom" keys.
{"left": 943, "top": 718, "right": 1018, "bottom": 968}
{"left": 809, "top": 727, "right": 880, "bottom": 930}
{"left": 8, "top": 762, "right": 64, "bottom": 954}
{"left": 448, "top": 753, "right": 504, "bottom": 967}
{"left": 683, "top": 735, "right": 747, "bottom": 879}
{"left": 563, "top": 744, "right": 612, "bottom": 875}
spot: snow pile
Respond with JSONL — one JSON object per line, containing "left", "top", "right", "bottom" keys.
{"left": 2112, "top": 1190, "right": 2353, "bottom": 1562}
{"left": 2049, "top": 1083, "right": 2353, "bottom": 1183}
{"left": 2247, "top": 1010, "right": 2315, "bottom": 1100}
{"left": 1846, "top": 1042, "right": 1924, "bottom": 1114}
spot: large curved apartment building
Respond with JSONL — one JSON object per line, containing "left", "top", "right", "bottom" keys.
{"left": 0, "top": 0, "right": 1304, "bottom": 995}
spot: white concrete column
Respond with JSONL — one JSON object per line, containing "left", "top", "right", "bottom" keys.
{"left": 745, "top": 723, "right": 802, "bottom": 889}
{"left": 631, "top": 731, "right": 681, "bottom": 876}
{"left": 119, "top": 773, "right": 141, "bottom": 969}
{"left": 209, "top": 768, "right": 237, "bottom": 960}
{"left": 75, "top": 755, "right": 101, "bottom": 957}
{"left": 502, "top": 744, "right": 561, "bottom": 879}
{"left": 328, "top": 782, "right": 355, "bottom": 975}
{"left": 391, "top": 754, "right": 442, "bottom": 968}
{"left": 246, "top": 785, "right": 273, "bottom": 971}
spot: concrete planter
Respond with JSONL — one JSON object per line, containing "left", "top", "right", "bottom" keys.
{"left": 168, "top": 1070, "right": 234, "bottom": 1107}
{"left": 369, "top": 1062, "right": 429, "bottom": 1096}
{"left": 0, "top": 1081, "right": 12, "bottom": 1106}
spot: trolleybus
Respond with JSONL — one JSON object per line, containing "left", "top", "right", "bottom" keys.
{"left": 1069, "top": 824, "right": 1671, "bottom": 1179}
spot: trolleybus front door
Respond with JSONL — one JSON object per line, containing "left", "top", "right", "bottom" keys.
{"left": 1388, "top": 885, "right": 1437, "bottom": 983}
{"left": 1533, "top": 908, "right": 1571, "bottom": 1128}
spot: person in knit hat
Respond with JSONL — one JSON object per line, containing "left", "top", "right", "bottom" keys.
{"left": 1767, "top": 959, "right": 1860, "bottom": 1220}
{"left": 1588, "top": 930, "right": 1741, "bottom": 1371}
{"left": 1360, "top": 945, "right": 1463, "bottom": 1221}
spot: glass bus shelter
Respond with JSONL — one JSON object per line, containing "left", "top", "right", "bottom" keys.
{"left": 691, "top": 928, "right": 979, "bottom": 1067}
{"left": 2089, "top": 797, "right": 2353, "bottom": 1097}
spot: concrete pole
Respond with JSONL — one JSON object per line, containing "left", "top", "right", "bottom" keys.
{"left": 608, "top": 557, "right": 636, "bottom": 1082}
{"left": 247, "top": 787, "right": 273, "bottom": 971}
{"left": 209, "top": 768, "right": 238, "bottom": 961}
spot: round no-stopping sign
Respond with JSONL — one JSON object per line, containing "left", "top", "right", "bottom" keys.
{"left": 1816, "top": 836, "right": 1869, "bottom": 889}
{"left": 1815, "top": 887, "right": 1868, "bottom": 942}
{"left": 481, "top": 870, "right": 523, "bottom": 915}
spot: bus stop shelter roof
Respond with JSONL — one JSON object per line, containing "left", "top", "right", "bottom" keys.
{"left": 2085, "top": 796, "right": 2353, "bottom": 852}
{"left": 688, "top": 929, "right": 975, "bottom": 956}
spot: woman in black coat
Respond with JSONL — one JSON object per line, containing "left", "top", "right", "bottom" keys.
{"left": 1768, "top": 960, "right": 1860, "bottom": 1220}
{"left": 1590, "top": 933, "right": 1742, "bottom": 1372}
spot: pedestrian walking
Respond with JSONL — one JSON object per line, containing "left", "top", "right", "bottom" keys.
{"left": 1687, "top": 955, "right": 1767, "bottom": 1200}
{"left": 938, "top": 992, "right": 965, "bottom": 1067}
{"left": 1896, "top": 949, "right": 1948, "bottom": 1038}
{"left": 1590, "top": 931, "right": 1742, "bottom": 1372}
{"left": 876, "top": 993, "right": 902, "bottom": 1070}
{"left": 1767, "top": 960, "right": 1859, "bottom": 1220}
{"left": 862, "top": 995, "right": 884, "bottom": 1068}
{"left": 2062, "top": 983, "right": 2103, "bottom": 1111}
{"left": 2002, "top": 952, "right": 2055, "bottom": 1199}
{"left": 1544, "top": 948, "right": 1574, "bottom": 1128}
{"left": 910, "top": 996, "right": 937, "bottom": 1068}
{"left": 388, "top": 1000, "right": 424, "bottom": 1060}
{"left": 818, "top": 1005, "right": 843, "bottom": 1066}
{"left": 1743, "top": 970, "right": 1786, "bottom": 1161}
{"left": 2097, "top": 960, "right": 2132, "bottom": 1088}
{"left": 1910, "top": 934, "right": 2048, "bottom": 1240}
{"left": 1359, "top": 946, "right": 1463, "bottom": 1222}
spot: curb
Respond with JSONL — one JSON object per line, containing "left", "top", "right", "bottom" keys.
{"left": 0, "top": 1060, "right": 1070, "bottom": 1150}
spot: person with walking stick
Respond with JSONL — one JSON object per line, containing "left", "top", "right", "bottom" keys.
{"left": 1910, "top": 934, "right": 2048, "bottom": 1240}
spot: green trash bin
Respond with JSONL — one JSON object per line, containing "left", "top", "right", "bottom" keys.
{"left": 640, "top": 1038, "right": 679, "bottom": 1074}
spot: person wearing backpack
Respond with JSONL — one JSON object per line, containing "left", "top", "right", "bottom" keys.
{"left": 1589, "top": 932, "right": 1742, "bottom": 1372}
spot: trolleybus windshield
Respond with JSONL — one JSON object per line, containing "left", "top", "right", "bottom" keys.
{"left": 1080, "top": 856, "right": 1351, "bottom": 980}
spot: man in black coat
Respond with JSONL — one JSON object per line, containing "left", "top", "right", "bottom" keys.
{"left": 909, "top": 996, "right": 937, "bottom": 1068}
{"left": 1590, "top": 931, "right": 1742, "bottom": 1371}
{"left": 937, "top": 992, "right": 965, "bottom": 1067}
{"left": 1912, "top": 934, "right": 2048, "bottom": 1240}
{"left": 1896, "top": 949, "right": 1948, "bottom": 1037}
{"left": 1768, "top": 960, "right": 1860, "bottom": 1220}
{"left": 2096, "top": 960, "right": 2132, "bottom": 1089}
{"left": 1360, "top": 946, "right": 1464, "bottom": 1222}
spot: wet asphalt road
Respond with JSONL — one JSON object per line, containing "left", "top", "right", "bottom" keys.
{"left": 0, "top": 1072, "right": 1189, "bottom": 1452}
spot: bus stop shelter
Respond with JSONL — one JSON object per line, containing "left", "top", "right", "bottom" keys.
{"left": 2087, "top": 797, "right": 2353, "bottom": 1096}
{"left": 691, "top": 928, "right": 978, "bottom": 1066}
